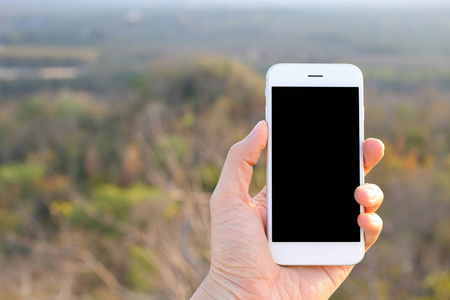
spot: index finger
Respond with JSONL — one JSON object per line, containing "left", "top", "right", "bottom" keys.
{"left": 363, "top": 138, "right": 384, "bottom": 175}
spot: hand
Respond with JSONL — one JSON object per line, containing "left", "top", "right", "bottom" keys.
{"left": 191, "top": 121, "right": 385, "bottom": 299}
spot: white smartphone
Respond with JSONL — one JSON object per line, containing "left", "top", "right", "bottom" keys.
{"left": 265, "top": 63, "right": 365, "bottom": 265}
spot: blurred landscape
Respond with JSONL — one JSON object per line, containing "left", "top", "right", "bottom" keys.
{"left": 0, "top": 2, "right": 449, "bottom": 299}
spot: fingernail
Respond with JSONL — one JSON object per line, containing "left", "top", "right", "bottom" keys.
{"left": 369, "top": 214, "right": 380, "bottom": 225}
{"left": 365, "top": 187, "right": 376, "bottom": 201}
{"left": 249, "top": 121, "right": 263, "bottom": 137}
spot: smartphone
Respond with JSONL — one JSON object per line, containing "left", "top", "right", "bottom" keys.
{"left": 265, "top": 63, "right": 365, "bottom": 265}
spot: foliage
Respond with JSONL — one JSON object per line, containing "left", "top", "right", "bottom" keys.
{"left": 0, "top": 54, "right": 448, "bottom": 299}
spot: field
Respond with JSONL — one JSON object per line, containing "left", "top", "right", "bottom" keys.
{"left": 0, "top": 3, "right": 449, "bottom": 299}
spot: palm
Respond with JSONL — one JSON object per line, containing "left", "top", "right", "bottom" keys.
{"left": 210, "top": 187, "right": 353, "bottom": 299}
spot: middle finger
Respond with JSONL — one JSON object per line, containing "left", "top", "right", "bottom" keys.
{"left": 355, "top": 183, "right": 384, "bottom": 213}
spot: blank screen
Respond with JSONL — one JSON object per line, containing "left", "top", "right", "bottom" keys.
{"left": 271, "top": 86, "right": 361, "bottom": 242}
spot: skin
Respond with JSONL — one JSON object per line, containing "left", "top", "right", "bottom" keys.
{"left": 191, "top": 120, "right": 385, "bottom": 300}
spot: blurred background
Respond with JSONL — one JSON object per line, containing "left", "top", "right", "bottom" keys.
{"left": 0, "top": 0, "right": 449, "bottom": 299}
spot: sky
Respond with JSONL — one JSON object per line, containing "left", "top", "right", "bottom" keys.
{"left": 1, "top": 0, "right": 449, "bottom": 9}
{"left": 175, "top": 0, "right": 448, "bottom": 7}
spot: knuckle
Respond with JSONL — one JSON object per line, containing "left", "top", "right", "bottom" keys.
{"left": 227, "top": 141, "right": 242, "bottom": 159}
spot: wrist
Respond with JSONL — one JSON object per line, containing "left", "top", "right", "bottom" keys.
{"left": 191, "top": 270, "right": 241, "bottom": 300}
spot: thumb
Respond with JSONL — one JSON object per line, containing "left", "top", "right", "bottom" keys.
{"left": 214, "top": 121, "right": 268, "bottom": 200}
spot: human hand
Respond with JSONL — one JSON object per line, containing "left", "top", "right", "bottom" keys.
{"left": 191, "top": 120, "right": 385, "bottom": 299}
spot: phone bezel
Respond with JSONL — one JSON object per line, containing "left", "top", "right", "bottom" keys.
{"left": 265, "top": 63, "right": 365, "bottom": 266}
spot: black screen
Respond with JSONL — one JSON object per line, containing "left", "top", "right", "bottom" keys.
{"left": 271, "top": 87, "right": 361, "bottom": 242}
